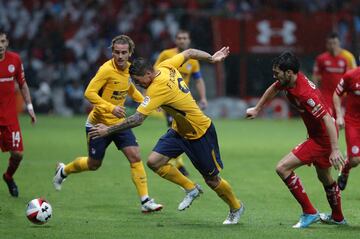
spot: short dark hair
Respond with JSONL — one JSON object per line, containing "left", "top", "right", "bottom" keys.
{"left": 0, "top": 29, "right": 6, "bottom": 36}
{"left": 176, "top": 29, "right": 190, "bottom": 38}
{"left": 129, "top": 57, "right": 153, "bottom": 76}
{"left": 272, "top": 51, "right": 300, "bottom": 73}
{"left": 327, "top": 32, "right": 339, "bottom": 40}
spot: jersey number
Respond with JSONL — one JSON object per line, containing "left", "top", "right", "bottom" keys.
{"left": 12, "top": 131, "right": 21, "bottom": 148}
{"left": 177, "top": 78, "right": 190, "bottom": 93}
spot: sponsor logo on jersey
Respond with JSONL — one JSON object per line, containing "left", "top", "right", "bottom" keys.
{"left": 141, "top": 96, "right": 150, "bottom": 107}
{"left": 8, "top": 64, "right": 15, "bottom": 73}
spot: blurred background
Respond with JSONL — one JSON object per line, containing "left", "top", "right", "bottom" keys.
{"left": 2, "top": 0, "right": 359, "bottom": 118}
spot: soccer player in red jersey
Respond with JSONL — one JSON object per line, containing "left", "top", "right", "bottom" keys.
{"left": 334, "top": 68, "right": 360, "bottom": 190}
{"left": 312, "top": 32, "right": 356, "bottom": 115}
{"left": 0, "top": 30, "right": 36, "bottom": 197}
{"left": 247, "top": 52, "right": 346, "bottom": 228}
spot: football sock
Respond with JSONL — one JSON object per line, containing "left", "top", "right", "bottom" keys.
{"left": 130, "top": 161, "right": 149, "bottom": 200}
{"left": 156, "top": 163, "right": 195, "bottom": 190}
{"left": 64, "top": 157, "right": 89, "bottom": 175}
{"left": 341, "top": 161, "right": 351, "bottom": 177}
{"left": 4, "top": 156, "right": 22, "bottom": 179}
{"left": 324, "top": 182, "right": 344, "bottom": 221}
{"left": 213, "top": 178, "right": 241, "bottom": 210}
{"left": 283, "top": 171, "right": 317, "bottom": 214}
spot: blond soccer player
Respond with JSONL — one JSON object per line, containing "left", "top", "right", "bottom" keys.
{"left": 53, "top": 35, "right": 162, "bottom": 213}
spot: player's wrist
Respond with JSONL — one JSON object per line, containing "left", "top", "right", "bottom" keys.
{"left": 26, "top": 103, "right": 34, "bottom": 111}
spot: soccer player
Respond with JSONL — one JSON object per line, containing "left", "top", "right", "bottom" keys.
{"left": 154, "top": 30, "right": 208, "bottom": 176}
{"left": 334, "top": 68, "right": 360, "bottom": 190}
{"left": 246, "top": 52, "right": 346, "bottom": 228}
{"left": 312, "top": 32, "right": 357, "bottom": 114}
{"left": 88, "top": 46, "right": 244, "bottom": 225}
{"left": 52, "top": 35, "right": 163, "bottom": 213}
{"left": 0, "top": 30, "right": 36, "bottom": 197}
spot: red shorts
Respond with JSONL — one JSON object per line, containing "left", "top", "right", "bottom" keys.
{"left": 292, "top": 138, "right": 332, "bottom": 169}
{"left": 345, "top": 121, "right": 360, "bottom": 158}
{"left": 0, "top": 123, "right": 23, "bottom": 152}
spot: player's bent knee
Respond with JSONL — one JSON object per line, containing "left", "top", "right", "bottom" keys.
{"left": 351, "top": 157, "right": 360, "bottom": 167}
{"left": 204, "top": 175, "right": 220, "bottom": 189}
{"left": 10, "top": 151, "right": 23, "bottom": 160}
{"left": 88, "top": 159, "right": 102, "bottom": 171}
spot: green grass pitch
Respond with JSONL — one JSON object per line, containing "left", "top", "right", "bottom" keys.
{"left": 0, "top": 115, "right": 360, "bottom": 239}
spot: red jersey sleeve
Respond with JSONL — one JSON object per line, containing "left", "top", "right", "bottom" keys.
{"left": 335, "top": 77, "right": 347, "bottom": 97}
{"left": 15, "top": 55, "right": 25, "bottom": 87}
{"left": 301, "top": 94, "right": 327, "bottom": 120}
{"left": 274, "top": 81, "right": 284, "bottom": 90}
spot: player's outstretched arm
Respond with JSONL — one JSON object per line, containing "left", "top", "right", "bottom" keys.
{"left": 182, "top": 47, "right": 230, "bottom": 63}
{"left": 333, "top": 92, "right": 344, "bottom": 129}
{"left": 20, "top": 82, "right": 36, "bottom": 124}
{"left": 89, "top": 111, "right": 147, "bottom": 139}
{"left": 322, "top": 113, "right": 345, "bottom": 170}
{"left": 246, "top": 83, "right": 279, "bottom": 119}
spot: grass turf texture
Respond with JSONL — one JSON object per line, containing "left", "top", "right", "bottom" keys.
{"left": 0, "top": 115, "right": 360, "bottom": 239}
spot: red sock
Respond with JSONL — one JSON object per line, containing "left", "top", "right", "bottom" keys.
{"left": 4, "top": 156, "right": 22, "bottom": 180}
{"left": 324, "top": 182, "right": 344, "bottom": 222}
{"left": 283, "top": 172, "right": 317, "bottom": 214}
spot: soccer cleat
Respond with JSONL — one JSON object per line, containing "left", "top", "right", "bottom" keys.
{"left": 141, "top": 198, "right": 163, "bottom": 213}
{"left": 53, "top": 163, "right": 66, "bottom": 191}
{"left": 337, "top": 173, "right": 348, "bottom": 191}
{"left": 178, "top": 184, "right": 203, "bottom": 211}
{"left": 319, "top": 213, "right": 347, "bottom": 225}
{"left": 292, "top": 212, "right": 320, "bottom": 228}
{"left": 223, "top": 204, "right": 245, "bottom": 225}
{"left": 3, "top": 174, "right": 19, "bottom": 197}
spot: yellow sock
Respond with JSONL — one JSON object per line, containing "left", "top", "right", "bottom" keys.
{"left": 156, "top": 163, "right": 195, "bottom": 190}
{"left": 130, "top": 161, "right": 148, "bottom": 199}
{"left": 64, "top": 157, "right": 89, "bottom": 175}
{"left": 213, "top": 178, "right": 241, "bottom": 210}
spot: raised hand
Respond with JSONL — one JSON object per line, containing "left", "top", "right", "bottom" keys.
{"left": 211, "top": 46, "right": 230, "bottom": 63}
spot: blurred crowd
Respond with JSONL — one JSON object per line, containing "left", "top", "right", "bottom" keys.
{"left": 0, "top": 0, "right": 359, "bottom": 114}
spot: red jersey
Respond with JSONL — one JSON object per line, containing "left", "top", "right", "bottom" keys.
{"left": 0, "top": 51, "right": 25, "bottom": 125}
{"left": 313, "top": 52, "right": 347, "bottom": 109}
{"left": 275, "top": 72, "right": 331, "bottom": 142}
{"left": 335, "top": 68, "right": 360, "bottom": 121}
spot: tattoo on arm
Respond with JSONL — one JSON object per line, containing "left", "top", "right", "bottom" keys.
{"left": 107, "top": 112, "right": 147, "bottom": 135}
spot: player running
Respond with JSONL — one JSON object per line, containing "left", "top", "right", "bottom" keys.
{"left": 334, "top": 68, "right": 360, "bottom": 190}
{"left": 154, "top": 30, "right": 208, "bottom": 176}
{"left": 53, "top": 35, "right": 162, "bottom": 213}
{"left": 88, "top": 46, "right": 244, "bottom": 225}
{"left": 247, "top": 52, "right": 346, "bottom": 228}
{"left": 0, "top": 30, "right": 36, "bottom": 197}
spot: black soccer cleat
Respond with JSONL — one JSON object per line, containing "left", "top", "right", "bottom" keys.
{"left": 337, "top": 173, "right": 348, "bottom": 191}
{"left": 3, "top": 174, "right": 19, "bottom": 197}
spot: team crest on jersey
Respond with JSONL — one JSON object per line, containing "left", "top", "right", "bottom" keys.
{"left": 8, "top": 64, "right": 15, "bottom": 73}
{"left": 141, "top": 96, "right": 150, "bottom": 107}
{"left": 307, "top": 98, "right": 316, "bottom": 107}
{"left": 186, "top": 64, "right": 192, "bottom": 70}
{"left": 352, "top": 146, "right": 359, "bottom": 155}
{"left": 338, "top": 60, "right": 345, "bottom": 67}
